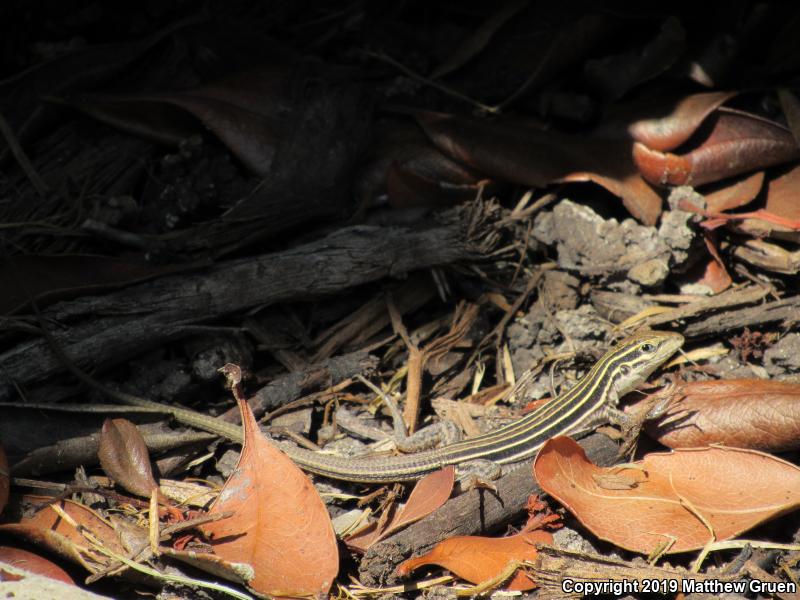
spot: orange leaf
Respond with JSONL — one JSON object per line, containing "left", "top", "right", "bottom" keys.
{"left": 705, "top": 171, "right": 764, "bottom": 213}
{"left": 0, "top": 498, "right": 125, "bottom": 573}
{"left": 696, "top": 233, "right": 732, "bottom": 294}
{"left": 202, "top": 398, "right": 338, "bottom": 598}
{"left": 534, "top": 437, "right": 800, "bottom": 554}
{"left": 0, "top": 546, "right": 74, "bottom": 585}
{"left": 397, "top": 530, "right": 551, "bottom": 591}
{"left": 416, "top": 111, "right": 662, "bottom": 225}
{"left": 345, "top": 466, "right": 455, "bottom": 551}
{"left": 644, "top": 379, "right": 800, "bottom": 452}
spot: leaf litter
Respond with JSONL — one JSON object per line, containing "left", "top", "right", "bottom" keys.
{"left": 2, "top": 3, "right": 800, "bottom": 599}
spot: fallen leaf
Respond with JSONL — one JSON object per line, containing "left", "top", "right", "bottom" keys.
{"left": 764, "top": 162, "right": 800, "bottom": 223}
{"left": 98, "top": 419, "right": 160, "bottom": 500}
{"left": 357, "top": 122, "right": 489, "bottom": 210}
{"left": 62, "top": 67, "right": 292, "bottom": 176}
{"left": 633, "top": 108, "right": 800, "bottom": 187}
{"left": 697, "top": 233, "right": 732, "bottom": 294}
{"left": 534, "top": 437, "right": 800, "bottom": 554}
{"left": 704, "top": 171, "right": 765, "bottom": 213}
{"left": 386, "top": 163, "right": 489, "bottom": 208}
{"left": 345, "top": 466, "right": 455, "bottom": 551}
{"left": 416, "top": 111, "right": 662, "bottom": 225}
{"left": 627, "top": 92, "right": 736, "bottom": 151}
{"left": 202, "top": 397, "right": 338, "bottom": 598}
{"left": 643, "top": 379, "right": 800, "bottom": 452}
{"left": 0, "top": 547, "right": 74, "bottom": 585}
{"left": 0, "top": 498, "right": 125, "bottom": 574}
{"left": 397, "top": 530, "right": 551, "bottom": 590}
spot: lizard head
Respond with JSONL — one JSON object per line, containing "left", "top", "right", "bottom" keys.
{"left": 604, "top": 330, "right": 684, "bottom": 399}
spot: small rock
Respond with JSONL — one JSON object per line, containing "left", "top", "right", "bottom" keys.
{"left": 658, "top": 209, "right": 695, "bottom": 265}
{"left": 667, "top": 185, "right": 705, "bottom": 212}
{"left": 532, "top": 199, "right": 670, "bottom": 273}
{"left": 764, "top": 333, "right": 800, "bottom": 376}
{"left": 627, "top": 258, "right": 669, "bottom": 286}
{"left": 541, "top": 270, "right": 580, "bottom": 311}
{"left": 554, "top": 305, "right": 612, "bottom": 344}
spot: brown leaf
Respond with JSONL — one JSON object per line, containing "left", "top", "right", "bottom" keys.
{"left": 627, "top": 92, "right": 736, "bottom": 151}
{"left": 0, "top": 498, "right": 125, "bottom": 573}
{"left": 765, "top": 162, "right": 800, "bottom": 223}
{"left": 357, "top": 122, "right": 486, "bottom": 209}
{"left": 0, "top": 546, "right": 74, "bottom": 585}
{"left": 397, "top": 530, "right": 551, "bottom": 590}
{"left": 705, "top": 171, "right": 764, "bottom": 213}
{"left": 386, "top": 163, "right": 488, "bottom": 208}
{"left": 98, "top": 419, "right": 159, "bottom": 499}
{"left": 345, "top": 467, "right": 455, "bottom": 552}
{"left": 644, "top": 379, "right": 800, "bottom": 452}
{"left": 416, "top": 111, "right": 662, "bottom": 225}
{"left": 633, "top": 108, "right": 800, "bottom": 187}
{"left": 534, "top": 437, "right": 800, "bottom": 554}
{"left": 202, "top": 397, "right": 338, "bottom": 598}
{"left": 63, "top": 68, "right": 288, "bottom": 176}
{"left": 0, "top": 444, "right": 8, "bottom": 515}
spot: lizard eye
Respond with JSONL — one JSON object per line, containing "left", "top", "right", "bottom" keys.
{"left": 640, "top": 342, "right": 655, "bottom": 353}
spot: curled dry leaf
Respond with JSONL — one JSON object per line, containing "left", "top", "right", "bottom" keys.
{"left": 633, "top": 108, "right": 800, "bottom": 187}
{"left": 0, "top": 546, "right": 75, "bottom": 585}
{"left": 644, "top": 379, "right": 800, "bottom": 452}
{"left": 416, "top": 111, "right": 662, "bottom": 225}
{"left": 345, "top": 466, "right": 455, "bottom": 552}
{"left": 397, "top": 529, "right": 551, "bottom": 591}
{"left": 98, "top": 418, "right": 160, "bottom": 499}
{"left": 201, "top": 397, "right": 338, "bottom": 598}
{"left": 0, "top": 498, "right": 125, "bottom": 574}
{"left": 534, "top": 437, "right": 800, "bottom": 554}
{"left": 627, "top": 91, "right": 735, "bottom": 151}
